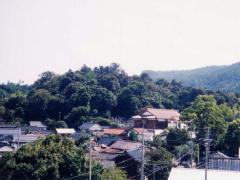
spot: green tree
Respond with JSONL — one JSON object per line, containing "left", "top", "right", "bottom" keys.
{"left": 146, "top": 146, "right": 172, "bottom": 180}
{"left": 33, "top": 71, "right": 56, "bottom": 89}
{"left": 66, "top": 106, "right": 90, "bottom": 128}
{"left": 0, "top": 134, "right": 101, "bottom": 180}
{"left": 90, "top": 87, "right": 117, "bottom": 116}
{"left": 116, "top": 87, "right": 142, "bottom": 118}
{"left": 224, "top": 119, "right": 240, "bottom": 157}
{"left": 166, "top": 128, "right": 189, "bottom": 152}
{"left": 4, "top": 93, "right": 26, "bottom": 110}
{"left": 150, "top": 135, "right": 166, "bottom": 149}
{"left": 100, "top": 167, "right": 127, "bottom": 180}
{"left": 25, "top": 89, "right": 52, "bottom": 120}
{"left": 182, "top": 95, "right": 228, "bottom": 150}
{"left": 129, "top": 131, "right": 138, "bottom": 141}
{"left": 0, "top": 105, "right": 6, "bottom": 116}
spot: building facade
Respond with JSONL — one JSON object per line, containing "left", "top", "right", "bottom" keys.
{"left": 132, "top": 108, "right": 180, "bottom": 129}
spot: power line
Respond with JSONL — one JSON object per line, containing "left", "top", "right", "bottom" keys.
{"left": 140, "top": 120, "right": 145, "bottom": 180}
{"left": 115, "top": 157, "right": 135, "bottom": 165}
{"left": 64, "top": 169, "right": 102, "bottom": 180}
{"left": 89, "top": 134, "right": 92, "bottom": 180}
{"left": 204, "top": 127, "right": 212, "bottom": 180}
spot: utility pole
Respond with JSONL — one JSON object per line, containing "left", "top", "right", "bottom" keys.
{"left": 204, "top": 127, "right": 212, "bottom": 180}
{"left": 89, "top": 135, "right": 92, "bottom": 180}
{"left": 58, "top": 112, "right": 61, "bottom": 121}
{"left": 190, "top": 120, "right": 194, "bottom": 168}
{"left": 197, "top": 144, "right": 200, "bottom": 164}
{"left": 17, "top": 127, "right": 20, "bottom": 149}
{"left": 140, "top": 120, "right": 145, "bottom": 180}
{"left": 153, "top": 164, "right": 156, "bottom": 180}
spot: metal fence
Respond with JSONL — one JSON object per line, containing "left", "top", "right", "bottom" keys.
{"left": 208, "top": 158, "right": 240, "bottom": 171}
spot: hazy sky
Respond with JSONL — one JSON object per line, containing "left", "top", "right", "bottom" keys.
{"left": 1, "top": 0, "right": 240, "bottom": 84}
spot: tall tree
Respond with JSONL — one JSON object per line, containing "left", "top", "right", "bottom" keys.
{"left": 224, "top": 119, "right": 240, "bottom": 157}
{"left": 100, "top": 168, "right": 127, "bottom": 180}
{"left": 182, "top": 95, "right": 229, "bottom": 150}
{"left": 0, "top": 134, "right": 102, "bottom": 180}
{"left": 25, "top": 89, "right": 52, "bottom": 121}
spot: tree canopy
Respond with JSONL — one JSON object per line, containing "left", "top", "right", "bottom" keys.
{"left": 1, "top": 63, "right": 239, "bottom": 129}
{"left": 0, "top": 134, "right": 102, "bottom": 180}
{"left": 100, "top": 167, "right": 127, "bottom": 180}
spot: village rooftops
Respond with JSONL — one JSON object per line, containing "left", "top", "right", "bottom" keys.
{"left": 0, "top": 126, "right": 21, "bottom": 136}
{"left": 136, "top": 108, "right": 181, "bottom": 121}
{"left": 30, "top": 121, "right": 47, "bottom": 128}
{"left": 93, "top": 146, "right": 123, "bottom": 154}
{"left": 168, "top": 168, "right": 240, "bottom": 180}
{"left": 0, "top": 125, "right": 18, "bottom": 128}
{"left": 133, "top": 128, "right": 151, "bottom": 134}
{"left": 110, "top": 140, "right": 141, "bottom": 151}
{"left": 12, "top": 134, "right": 39, "bottom": 143}
{"left": 102, "top": 128, "right": 126, "bottom": 136}
{"left": 0, "top": 145, "right": 14, "bottom": 153}
{"left": 56, "top": 128, "right": 76, "bottom": 134}
{"left": 97, "top": 136, "right": 121, "bottom": 146}
{"left": 79, "top": 122, "right": 103, "bottom": 131}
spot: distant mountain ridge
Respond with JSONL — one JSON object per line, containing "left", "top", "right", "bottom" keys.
{"left": 143, "top": 62, "right": 240, "bottom": 93}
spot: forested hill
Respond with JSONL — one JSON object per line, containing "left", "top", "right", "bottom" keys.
{"left": 143, "top": 62, "right": 240, "bottom": 93}
{"left": 0, "top": 63, "right": 240, "bottom": 129}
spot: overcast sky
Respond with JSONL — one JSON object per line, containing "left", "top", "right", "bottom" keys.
{"left": 0, "top": 0, "right": 240, "bottom": 84}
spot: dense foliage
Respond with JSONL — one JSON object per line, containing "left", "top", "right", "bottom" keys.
{"left": 100, "top": 167, "right": 127, "bottom": 180}
{"left": 144, "top": 62, "right": 240, "bottom": 93}
{"left": 224, "top": 119, "right": 240, "bottom": 157}
{"left": 146, "top": 146, "right": 173, "bottom": 180}
{"left": 182, "top": 95, "right": 233, "bottom": 150}
{"left": 0, "top": 134, "right": 102, "bottom": 180}
{"left": 1, "top": 63, "right": 239, "bottom": 129}
{"left": 1, "top": 64, "right": 240, "bottom": 179}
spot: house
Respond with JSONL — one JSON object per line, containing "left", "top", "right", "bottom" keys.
{"left": 0, "top": 125, "right": 21, "bottom": 136}
{"left": 91, "top": 145, "right": 123, "bottom": 168}
{"left": 0, "top": 145, "right": 14, "bottom": 154}
{"left": 80, "top": 122, "right": 102, "bottom": 131}
{"left": 102, "top": 128, "right": 126, "bottom": 136}
{"left": 0, "top": 135, "right": 13, "bottom": 144}
{"left": 168, "top": 168, "right": 240, "bottom": 180}
{"left": 132, "top": 128, "right": 155, "bottom": 141}
{"left": 79, "top": 122, "right": 105, "bottom": 132}
{"left": 29, "top": 121, "right": 47, "bottom": 131}
{"left": 11, "top": 134, "right": 40, "bottom": 149}
{"left": 110, "top": 140, "right": 141, "bottom": 151}
{"left": 56, "top": 128, "right": 76, "bottom": 135}
{"left": 132, "top": 108, "right": 180, "bottom": 129}
{"left": 132, "top": 128, "right": 166, "bottom": 141}
{"left": 97, "top": 136, "right": 122, "bottom": 146}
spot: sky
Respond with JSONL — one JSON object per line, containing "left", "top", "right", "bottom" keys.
{"left": 0, "top": 0, "right": 240, "bottom": 84}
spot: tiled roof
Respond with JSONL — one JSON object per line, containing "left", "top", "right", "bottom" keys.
{"left": 93, "top": 146, "right": 123, "bottom": 154}
{"left": 0, "top": 145, "right": 14, "bottom": 152}
{"left": 133, "top": 128, "right": 151, "bottom": 134}
{"left": 141, "top": 108, "right": 180, "bottom": 120}
{"left": 97, "top": 136, "right": 121, "bottom": 146}
{"left": 30, "top": 121, "right": 47, "bottom": 128}
{"left": 56, "top": 128, "right": 76, "bottom": 134}
{"left": 80, "top": 123, "right": 103, "bottom": 131}
{"left": 102, "top": 128, "right": 126, "bottom": 135}
{"left": 110, "top": 140, "right": 141, "bottom": 151}
{"left": 12, "top": 134, "right": 39, "bottom": 143}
